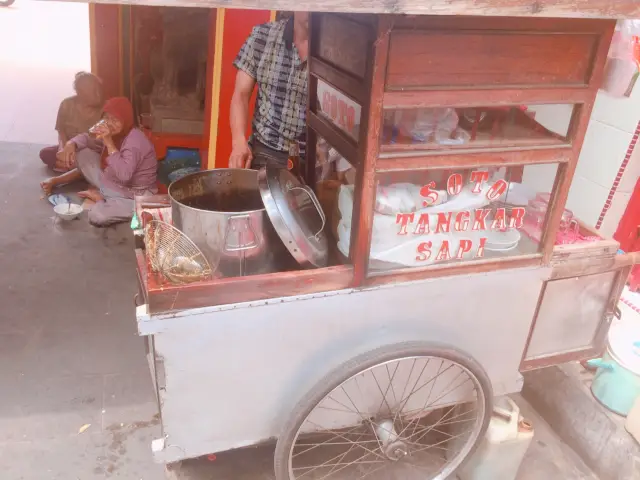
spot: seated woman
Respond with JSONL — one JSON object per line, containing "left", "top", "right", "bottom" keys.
{"left": 40, "top": 72, "right": 103, "bottom": 172}
{"left": 41, "top": 97, "right": 158, "bottom": 227}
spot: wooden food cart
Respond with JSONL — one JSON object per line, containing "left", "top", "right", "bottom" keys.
{"left": 131, "top": 4, "right": 640, "bottom": 479}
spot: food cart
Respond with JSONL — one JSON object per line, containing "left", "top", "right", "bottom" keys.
{"left": 130, "top": 4, "right": 640, "bottom": 479}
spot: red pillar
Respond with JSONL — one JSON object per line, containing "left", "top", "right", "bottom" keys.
{"left": 209, "top": 9, "right": 272, "bottom": 169}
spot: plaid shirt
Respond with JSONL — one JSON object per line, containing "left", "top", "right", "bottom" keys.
{"left": 234, "top": 18, "right": 307, "bottom": 157}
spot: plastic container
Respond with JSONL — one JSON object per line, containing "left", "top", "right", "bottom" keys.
{"left": 455, "top": 397, "right": 535, "bottom": 480}
{"left": 588, "top": 320, "right": 640, "bottom": 416}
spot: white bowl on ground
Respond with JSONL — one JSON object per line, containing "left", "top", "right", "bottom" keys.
{"left": 53, "top": 203, "right": 83, "bottom": 221}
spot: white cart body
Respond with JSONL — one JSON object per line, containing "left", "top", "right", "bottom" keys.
{"left": 138, "top": 265, "right": 559, "bottom": 463}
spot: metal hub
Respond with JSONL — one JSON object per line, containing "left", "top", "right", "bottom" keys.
{"left": 373, "top": 419, "right": 409, "bottom": 461}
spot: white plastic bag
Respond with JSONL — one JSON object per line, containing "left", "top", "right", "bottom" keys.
{"left": 336, "top": 181, "right": 495, "bottom": 267}
{"left": 375, "top": 183, "right": 447, "bottom": 215}
{"left": 395, "top": 108, "right": 464, "bottom": 144}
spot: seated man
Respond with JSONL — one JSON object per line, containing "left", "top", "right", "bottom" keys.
{"left": 41, "top": 97, "right": 158, "bottom": 227}
{"left": 39, "top": 72, "right": 103, "bottom": 172}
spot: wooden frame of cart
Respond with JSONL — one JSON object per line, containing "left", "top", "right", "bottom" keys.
{"left": 125, "top": 5, "right": 640, "bottom": 479}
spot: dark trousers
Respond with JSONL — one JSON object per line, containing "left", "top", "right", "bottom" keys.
{"left": 40, "top": 145, "right": 59, "bottom": 170}
{"left": 250, "top": 140, "right": 288, "bottom": 170}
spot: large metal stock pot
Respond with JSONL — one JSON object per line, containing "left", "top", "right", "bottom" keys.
{"left": 168, "top": 169, "right": 285, "bottom": 277}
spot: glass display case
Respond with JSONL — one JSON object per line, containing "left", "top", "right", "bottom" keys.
{"left": 304, "top": 13, "right": 629, "bottom": 290}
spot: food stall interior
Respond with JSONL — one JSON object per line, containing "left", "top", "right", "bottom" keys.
{"left": 136, "top": 13, "right": 627, "bottom": 313}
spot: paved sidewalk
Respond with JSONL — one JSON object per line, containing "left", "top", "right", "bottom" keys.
{"left": 0, "top": 142, "right": 163, "bottom": 479}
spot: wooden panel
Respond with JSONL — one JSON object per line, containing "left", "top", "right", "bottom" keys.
{"left": 390, "top": 16, "right": 610, "bottom": 33}
{"left": 315, "top": 14, "right": 372, "bottom": 79}
{"left": 550, "top": 250, "right": 637, "bottom": 280}
{"left": 550, "top": 220, "right": 620, "bottom": 268}
{"left": 366, "top": 256, "right": 541, "bottom": 287}
{"left": 386, "top": 31, "right": 598, "bottom": 89}
{"left": 74, "top": 1, "right": 640, "bottom": 20}
{"left": 143, "top": 265, "right": 354, "bottom": 313}
{"left": 310, "top": 57, "right": 368, "bottom": 105}
{"left": 376, "top": 147, "right": 571, "bottom": 171}
{"left": 308, "top": 111, "right": 358, "bottom": 164}
{"left": 541, "top": 23, "right": 615, "bottom": 263}
{"left": 383, "top": 89, "right": 590, "bottom": 109}
{"left": 350, "top": 18, "right": 389, "bottom": 285}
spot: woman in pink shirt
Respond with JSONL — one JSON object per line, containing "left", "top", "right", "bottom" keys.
{"left": 41, "top": 97, "right": 158, "bottom": 226}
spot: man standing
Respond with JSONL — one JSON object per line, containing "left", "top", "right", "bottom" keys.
{"left": 229, "top": 12, "right": 309, "bottom": 169}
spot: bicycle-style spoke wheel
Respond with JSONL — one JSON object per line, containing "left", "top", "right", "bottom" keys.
{"left": 275, "top": 342, "right": 492, "bottom": 480}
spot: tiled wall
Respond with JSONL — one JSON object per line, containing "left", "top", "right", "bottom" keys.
{"left": 566, "top": 88, "right": 640, "bottom": 237}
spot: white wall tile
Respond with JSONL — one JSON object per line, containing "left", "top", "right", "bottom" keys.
{"left": 592, "top": 87, "right": 640, "bottom": 135}
{"left": 599, "top": 191, "right": 632, "bottom": 238}
{"left": 618, "top": 143, "right": 640, "bottom": 194}
{"left": 575, "top": 120, "right": 631, "bottom": 189}
{"left": 566, "top": 175, "right": 610, "bottom": 228}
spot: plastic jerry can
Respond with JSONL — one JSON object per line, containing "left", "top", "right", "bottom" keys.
{"left": 457, "top": 396, "right": 535, "bottom": 480}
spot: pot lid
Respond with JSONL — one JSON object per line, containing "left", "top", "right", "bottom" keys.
{"left": 258, "top": 167, "right": 329, "bottom": 268}
{"left": 607, "top": 319, "right": 640, "bottom": 374}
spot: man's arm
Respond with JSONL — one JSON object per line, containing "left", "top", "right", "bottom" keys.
{"left": 229, "top": 70, "right": 256, "bottom": 169}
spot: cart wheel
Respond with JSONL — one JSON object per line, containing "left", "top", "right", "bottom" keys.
{"left": 274, "top": 342, "right": 492, "bottom": 480}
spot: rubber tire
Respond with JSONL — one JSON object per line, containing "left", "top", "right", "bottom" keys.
{"left": 274, "top": 341, "right": 493, "bottom": 480}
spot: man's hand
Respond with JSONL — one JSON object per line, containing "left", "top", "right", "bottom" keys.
{"left": 61, "top": 142, "right": 77, "bottom": 169}
{"left": 229, "top": 141, "right": 253, "bottom": 169}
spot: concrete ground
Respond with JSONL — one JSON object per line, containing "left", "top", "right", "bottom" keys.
{"left": 168, "top": 394, "right": 598, "bottom": 480}
{"left": 0, "top": 141, "right": 164, "bottom": 479}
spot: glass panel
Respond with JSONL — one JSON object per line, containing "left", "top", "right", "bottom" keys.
{"left": 381, "top": 104, "right": 575, "bottom": 151}
{"left": 314, "top": 134, "right": 356, "bottom": 264}
{"left": 353, "top": 164, "right": 560, "bottom": 273}
{"left": 317, "top": 79, "right": 362, "bottom": 140}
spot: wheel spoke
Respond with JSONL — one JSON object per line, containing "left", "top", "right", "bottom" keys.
{"left": 296, "top": 430, "right": 369, "bottom": 478}
{"left": 318, "top": 452, "right": 383, "bottom": 479}
{"left": 323, "top": 394, "right": 362, "bottom": 418}
{"left": 372, "top": 362, "right": 400, "bottom": 416}
{"left": 305, "top": 420, "right": 386, "bottom": 460}
{"left": 316, "top": 404, "right": 367, "bottom": 415}
{"left": 404, "top": 406, "right": 477, "bottom": 444}
{"left": 286, "top": 350, "right": 488, "bottom": 480}
{"left": 411, "top": 426, "right": 477, "bottom": 455}
{"left": 386, "top": 364, "right": 398, "bottom": 405}
{"left": 406, "top": 360, "right": 448, "bottom": 440}
{"left": 391, "top": 358, "right": 430, "bottom": 431}
{"left": 294, "top": 424, "right": 373, "bottom": 458}
{"left": 370, "top": 368, "right": 394, "bottom": 418}
{"left": 408, "top": 405, "right": 475, "bottom": 446}
{"left": 427, "top": 375, "right": 472, "bottom": 410}
{"left": 357, "top": 461, "right": 390, "bottom": 479}
{"left": 398, "top": 362, "right": 455, "bottom": 425}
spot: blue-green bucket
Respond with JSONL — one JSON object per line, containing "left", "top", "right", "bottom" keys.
{"left": 588, "top": 322, "right": 640, "bottom": 416}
